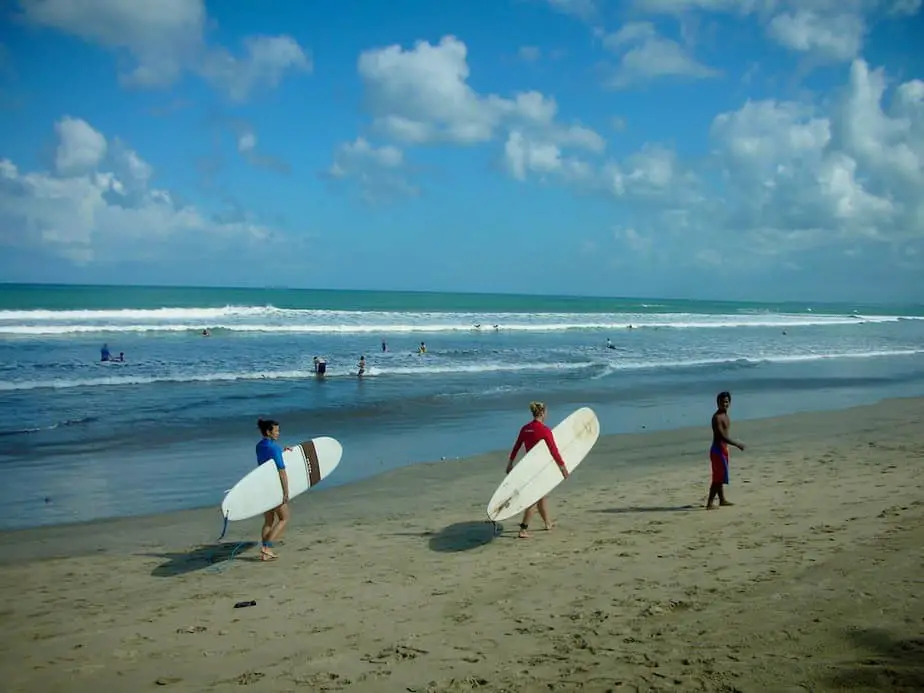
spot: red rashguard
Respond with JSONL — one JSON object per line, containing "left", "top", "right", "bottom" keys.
{"left": 509, "top": 420, "right": 566, "bottom": 467}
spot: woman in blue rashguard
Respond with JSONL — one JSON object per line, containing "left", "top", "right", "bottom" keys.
{"left": 256, "top": 418, "right": 291, "bottom": 561}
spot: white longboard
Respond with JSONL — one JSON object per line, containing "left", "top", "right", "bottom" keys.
{"left": 221, "top": 437, "right": 343, "bottom": 521}
{"left": 486, "top": 407, "right": 600, "bottom": 522}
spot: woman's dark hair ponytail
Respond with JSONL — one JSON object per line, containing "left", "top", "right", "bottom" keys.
{"left": 257, "top": 418, "right": 279, "bottom": 436}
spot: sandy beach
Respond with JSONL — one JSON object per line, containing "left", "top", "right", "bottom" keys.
{"left": 0, "top": 398, "right": 922, "bottom": 693}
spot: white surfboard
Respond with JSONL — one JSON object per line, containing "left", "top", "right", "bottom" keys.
{"left": 486, "top": 407, "right": 600, "bottom": 522}
{"left": 221, "top": 437, "right": 343, "bottom": 521}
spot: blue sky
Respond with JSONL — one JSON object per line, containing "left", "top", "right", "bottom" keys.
{"left": 0, "top": 0, "right": 922, "bottom": 303}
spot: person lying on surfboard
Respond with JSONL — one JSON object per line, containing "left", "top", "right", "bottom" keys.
{"left": 507, "top": 401, "right": 569, "bottom": 539}
{"left": 256, "top": 418, "right": 293, "bottom": 561}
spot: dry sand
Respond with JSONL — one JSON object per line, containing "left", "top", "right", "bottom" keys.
{"left": 0, "top": 398, "right": 922, "bottom": 693}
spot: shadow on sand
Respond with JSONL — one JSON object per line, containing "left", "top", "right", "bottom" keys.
{"left": 392, "top": 521, "right": 503, "bottom": 553}
{"left": 144, "top": 541, "right": 259, "bottom": 577}
{"left": 824, "top": 628, "right": 924, "bottom": 691}
{"left": 592, "top": 504, "right": 698, "bottom": 514}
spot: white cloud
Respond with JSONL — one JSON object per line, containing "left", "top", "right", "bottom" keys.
{"left": 502, "top": 56, "right": 920, "bottom": 275}
{"left": 199, "top": 35, "right": 312, "bottom": 102}
{"left": 710, "top": 99, "right": 831, "bottom": 175}
{"left": 327, "top": 138, "right": 416, "bottom": 203}
{"left": 601, "top": 21, "right": 720, "bottom": 88}
{"left": 518, "top": 46, "right": 542, "bottom": 62}
{"left": 17, "top": 0, "right": 203, "bottom": 87}
{"left": 505, "top": 131, "right": 567, "bottom": 181}
{"left": 888, "top": 0, "right": 922, "bottom": 15}
{"left": 543, "top": 0, "right": 599, "bottom": 20}
{"left": 632, "top": 0, "right": 763, "bottom": 15}
{"left": 16, "top": 0, "right": 310, "bottom": 99}
{"left": 345, "top": 35, "right": 607, "bottom": 198}
{"left": 840, "top": 60, "right": 922, "bottom": 186}
{"left": 0, "top": 117, "right": 276, "bottom": 263}
{"left": 629, "top": 0, "right": 920, "bottom": 63}
{"left": 615, "top": 226, "right": 653, "bottom": 255}
{"left": 237, "top": 132, "right": 257, "bottom": 154}
{"left": 54, "top": 117, "right": 108, "bottom": 175}
{"left": 357, "top": 36, "right": 498, "bottom": 144}
{"left": 329, "top": 137, "right": 404, "bottom": 176}
{"left": 356, "top": 35, "right": 605, "bottom": 150}
{"left": 505, "top": 131, "right": 697, "bottom": 207}
{"left": 705, "top": 58, "right": 922, "bottom": 252}
{"left": 768, "top": 10, "right": 865, "bottom": 61}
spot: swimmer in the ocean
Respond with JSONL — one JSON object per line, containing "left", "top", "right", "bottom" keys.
{"left": 606, "top": 338, "right": 615, "bottom": 349}
{"left": 313, "top": 356, "right": 327, "bottom": 376}
{"left": 357, "top": 355, "right": 366, "bottom": 377}
{"left": 417, "top": 342, "right": 427, "bottom": 354}
{"left": 100, "top": 343, "right": 111, "bottom": 362}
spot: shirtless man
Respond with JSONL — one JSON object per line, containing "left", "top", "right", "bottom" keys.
{"left": 707, "top": 391, "right": 745, "bottom": 509}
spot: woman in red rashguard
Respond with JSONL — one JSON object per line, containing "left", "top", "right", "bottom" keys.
{"left": 507, "top": 401, "right": 570, "bottom": 538}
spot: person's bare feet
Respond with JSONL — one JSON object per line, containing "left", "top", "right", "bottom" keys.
{"left": 260, "top": 548, "right": 278, "bottom": 561}
{"left": 544, "top": 521, "right": 554, "bottom": 531}
{"left": 705, "top": 504, "right": 716, "bottom": 510}
{"left": 517, "top": 529, "right": 530, "bottom": 539}
{"left": 719, "top": 500, "right": 734, "bottom": 507}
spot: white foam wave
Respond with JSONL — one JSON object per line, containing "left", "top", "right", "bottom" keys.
{"left": 3, "top": 348, "right": 921, "bottom": 392}
{"left": 589, "top": 348, "right": 924, "bottom": 379}
{"left": 0, "top": 369, "right": 318, "bottom": 392}
{"left": 0, "top": 309, "right": 918, "bottom": 335}
{"left": 372, "top": 361, "right": 593, "bottom": 376}
{"left": 0, "top": 305, "right": 271, "bottom": 321}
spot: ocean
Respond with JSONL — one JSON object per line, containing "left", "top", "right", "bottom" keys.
{"left": 2, "top": 283, "right": 923, "bottom": 531}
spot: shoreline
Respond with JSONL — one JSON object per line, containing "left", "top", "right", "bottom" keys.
{"left": 0, "top": 396, "right": 922, "bottom": 692}
{"left": 1, "top": 395, "right": 920, "bottom": 561}
{"left": 9, "top": 384, "right": 924, "bottom": 536}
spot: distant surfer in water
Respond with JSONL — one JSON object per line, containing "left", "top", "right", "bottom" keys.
{"left": 100, "top": 343, "right": 111, "bottom": 362}
{"left": 357, "top": 355, "right": 366, "bottom": 377}
{"left": 507, "top": 401, "right": 569, "bottom": 539}
{"left": 706, "top": 392, "right": 745, "bottom": 510}
{"left": 417, "top": 342, "right": 427, "bottom": 354}
{"left": 255, "top": 418, "right": 291, "bottom": 561}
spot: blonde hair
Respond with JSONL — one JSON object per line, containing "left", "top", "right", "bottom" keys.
{"left": 529, "top": 401, "right": 546, "bottom": 418}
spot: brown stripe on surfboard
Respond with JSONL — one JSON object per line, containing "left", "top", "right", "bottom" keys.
{"left": 300, "top": 440, "right": 322, "bottom": 487}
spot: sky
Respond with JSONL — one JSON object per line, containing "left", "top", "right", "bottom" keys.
{"left": 0, "top": 0, "right": 922, "bottom": 303}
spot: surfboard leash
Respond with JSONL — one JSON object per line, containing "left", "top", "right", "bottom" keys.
{"left": 217, "top": 511, "right": 230, "bottom": 542}
{"left": 204, "top": 511, "right": 250, "bottom": 574}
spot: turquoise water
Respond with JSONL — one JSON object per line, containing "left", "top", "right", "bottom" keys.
{"left": 3, "top": 282, "right": 923, "bottom": 316}
{"left": 2, "top": 282, "right": 923, "bottom": 530}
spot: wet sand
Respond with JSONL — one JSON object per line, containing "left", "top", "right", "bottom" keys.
{"left": 0, "top": 398, "right": 922, "bottom": 692}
